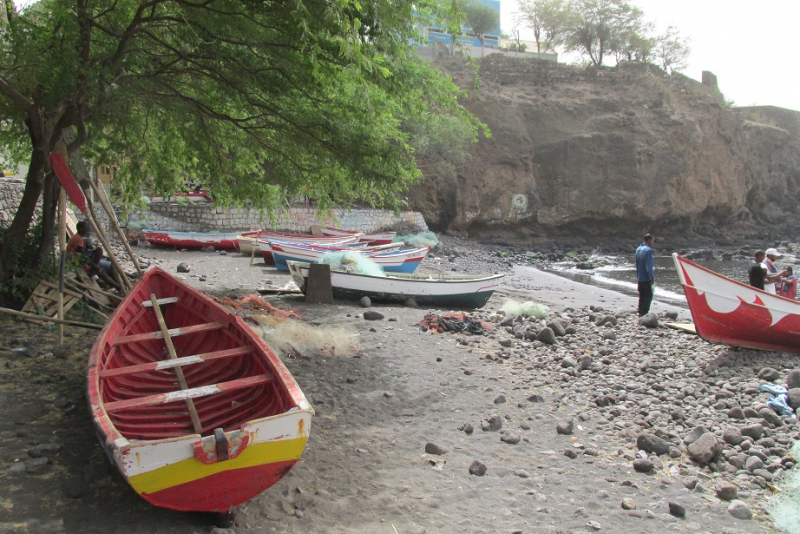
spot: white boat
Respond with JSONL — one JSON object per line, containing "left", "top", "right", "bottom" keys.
{"left": 271, "top": 242, "right": 429, "bottom": 273}
{"left": 287, "top": 261, "right": 504, "bottom": 309}
{"left": 319, "top": 227, "right": 396, "bottom": 245}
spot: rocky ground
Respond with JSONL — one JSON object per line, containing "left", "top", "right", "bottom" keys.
{"left": 0, "top": 235, "right": 798, "bottom": 533}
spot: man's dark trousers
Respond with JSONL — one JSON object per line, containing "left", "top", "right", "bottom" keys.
{"left": 638, "top": 281, "right": 653, "bottom": 316}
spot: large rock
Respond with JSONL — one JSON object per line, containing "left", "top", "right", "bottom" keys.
{"left": 636, "top": 433, "right": 670, "bottom": 456}
{"left": 408, "top": 56, "right": 800, "bottom": 240}
{"left": 787, "top": 369, "right": 800, "bottom": 390}
{"left": 687, "top": 433, "right": 722, "bottom": 465}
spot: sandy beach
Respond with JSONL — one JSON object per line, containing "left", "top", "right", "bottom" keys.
{"left": 0, "top": 239, "right": 796, "bottom": 533}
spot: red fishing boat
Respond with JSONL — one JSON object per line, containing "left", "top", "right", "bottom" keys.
{"left": 142, "top": 230, "right": 242, "bottom": 251}
{"left": 673, "top": 253, "right": 800, "bottom": 353}
{"left": 87, "top": 268, "right": 313, "bottom": 512}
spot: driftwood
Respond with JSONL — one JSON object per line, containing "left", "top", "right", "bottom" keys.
{"left": 0, "top": 306, "right": 103, "bottom": 330}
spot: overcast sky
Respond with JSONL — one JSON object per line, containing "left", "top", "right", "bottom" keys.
{"left": 501, "top": 0, "right": 800, "bottom": 111}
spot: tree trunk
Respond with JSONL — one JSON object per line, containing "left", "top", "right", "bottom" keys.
{"left": 31, "top": 172, "right": 58, "bottom": 275}
{"left": 0, "top": 147, "right": 46, "bottom": 285}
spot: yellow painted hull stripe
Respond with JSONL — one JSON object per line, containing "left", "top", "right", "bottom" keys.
{"left": 127, "top": 437, "right": 308, "bottom": 495}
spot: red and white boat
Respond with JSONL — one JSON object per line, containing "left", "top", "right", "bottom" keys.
{"left": 257, "top": 235, "right": 357, "bottom": 264}
{"left": 271, "top": 241, "right": 430, "bottom": 273}
{"left": 673, "top": 253, "right": 800, "bottom": 353}
{"left": 320, "top": 227, "right": 396, "bottom": 246}
{"left": 142, "top": 230, "right": 241, "bottom": 251}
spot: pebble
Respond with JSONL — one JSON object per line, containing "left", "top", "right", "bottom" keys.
{"left": 727, "top": 499, "right": 752, "bottom": 520}
{"left": 424, "top": 442, "right": 448, "bottom": 455}
{"left": 621, "top": 498, "right": 636, "bottom": 510}
{"left": 632, "top": 458, "right": 653, "bottom": 473}
{"left": 668, "top": 501, "right": 686, "bottom": 518}
{"left": 468, "top": 460, "right": 487, "bottom": 476}
{"left": 556, "top": 420, "right": 573, "bottom": 435}
{"left": 715, "top": 483, "right": 738, "bottom": 501}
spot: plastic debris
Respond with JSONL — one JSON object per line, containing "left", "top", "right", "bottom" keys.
{"left": 758, "top": 383, "right": 796, "bottom": 418}
{"left": 501, "top": 299, "right": 549, "bottom": 319}
{"left": 417, "top": 312, "right": 494, "bottom": 335}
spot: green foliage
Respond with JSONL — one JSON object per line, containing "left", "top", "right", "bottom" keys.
{"left": 1, "top": 0, "right": 487, "bottom": 217}
{"left": 654, "top": 26, "right": 691, "bottom": 73}
{"left": 0, "top": 221, "right": 57, "bottom": 306}
{"left": 516, "top": 0, "right": 574, "bottom": 54}
{"left": 461, "top": 0, "right": 500, "bottom": 43}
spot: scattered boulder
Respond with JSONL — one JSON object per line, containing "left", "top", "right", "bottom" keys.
{"left": 757, "top": 367, "right": 780, "bottom": 382}
{"left": 424, "top": 442, "right": 448, "bottom": 455}
{"left": 481, "top": 414, "right": 503, "bottom": 432}
{"left": 668, "top": 502, "right": 686, "bottom": 518}
{"left": 359, "top": 296, "right": 371, "bottom": 308}
{"left": 715, "top": 483, "right": 738, "bottom": 501}
{"left": 722, "top": 427, "right": 743, "bottom": 446}
{"left": 687, "top": 433, "right": 721, "bottom": 465}
{"left": 683, "top": 426, "right": 708, "bottom": 446}
{"left": 536, "top": 327, "right": 557, "bottom": 345}
{"left": 727, "top": 500, "right": 752, "bottom": 520}
{"left": 363, "top": 310, "right": 384, "bottom": 321}
{"left": 556, "top": 420, "right": 574, "bottom": 435}
{"left": 787, "top": 369, "right": 800, "bottom": 390}
{"left": 633, "top": 458, "right": 654, "bottom": 473}
{"left": 636, "top": 433, "right": 670, "bottom": 456}
{"left": 468, "top": 460, "right": 487, "bottom": 476}
{"left": 176, "top": 262, "right": 190, "bottom": 273}
{"left": 638, "top": 313, "right": 658, "bottom": 328}
{"left": 740, "top": 424, "right": 764, "bottom": 441}
{"left": 787, "top": 388, "right": 800, "bottom": 410}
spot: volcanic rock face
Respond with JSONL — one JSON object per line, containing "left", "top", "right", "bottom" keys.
{"left": 408, "top": 56, "right": 800, "bottom": 242}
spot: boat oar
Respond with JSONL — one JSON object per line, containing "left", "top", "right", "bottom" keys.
{"left": 149, "top": 294, "right": 203, "bottom": 434}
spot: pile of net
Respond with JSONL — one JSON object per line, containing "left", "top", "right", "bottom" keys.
{"left": 214, "top": 294, "right": 302, "bottom": 320}
{"left": 417, "top": 312, "right": 494, "bottom": 335}
{"left": 320, "top": 251, "right": 386, "bottom": 276}
{"left": 501, "top": 299, "right": 549, "bottom": 319}
{"left": 394, "top": 231, "right": 439, "bottom": 249}
{"left": 248, "top": 316, "right": 360, "bottom": 359}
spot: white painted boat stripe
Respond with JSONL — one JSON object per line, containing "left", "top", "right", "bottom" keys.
{"left": 164, "top": 385, "right": 219, "bottom": 402}
{"left": 155, "top": 356, "right": 203, "bottom": 369}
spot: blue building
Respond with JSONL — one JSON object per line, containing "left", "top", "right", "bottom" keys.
{"left": 425, "top": 0, "right": 501, "bottom": 50}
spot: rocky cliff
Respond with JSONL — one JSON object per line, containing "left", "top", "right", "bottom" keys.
{"left": 408, "top": 56, "right": 800, "bottom": 244}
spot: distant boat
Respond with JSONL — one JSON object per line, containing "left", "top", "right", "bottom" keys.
{"left": 673, "top": 253, "right": 800, "bottom": 353}
{"left": 271, "top": 241, "right": 430, "bottom": 273}
{"left": 288, "top": 260, "right": 504, "bottom": 309}
{"left": 142, "top": 230, "right": 241, "bottom": 251}
{"left": 87, "top": 267, "right": 313, "bottom": 512}
{"left": 319, "top": 227, "right": 396, "bottom": 246}
{"left": 257, "top": 235, "right": 357, "bottom": 264}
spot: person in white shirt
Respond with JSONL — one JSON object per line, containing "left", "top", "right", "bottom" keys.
{"left": 762, "top": 248, "right": 788, "bottom": 294}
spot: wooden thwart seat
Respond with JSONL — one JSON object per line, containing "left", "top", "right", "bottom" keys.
{"left": 113, "top": 321, "right": 226, "bottom": 345}
{"left": 103, "top": 373, "right": 275, "bottom": 413}
{"left": 141, "top": 296, "right": 179, "bottom": 308}
{"left": 99, "top": 346, "right": 254, "bottom": 378}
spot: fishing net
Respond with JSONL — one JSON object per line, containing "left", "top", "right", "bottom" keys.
{"left": 417, "top": 312, "right": 494, "bottom": 335}
{"left": 766, "top": 440, "right": 800, "bottom": 533}
{"left": 394, "top": 231, "right": 439, "bottom": 249}
{"left": 248, "top": 316, "right": 360, "bottom": 358}
{"left": 501, "top": 299, "right": 550, "bottom": 319}
{"left": 320, "top": 251, "right": 386, "bottom": 276}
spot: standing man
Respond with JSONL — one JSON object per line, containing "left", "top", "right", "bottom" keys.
{"left": 748, "top": 250, "right": 767, "bottom": 290}
{"left": 635, "top": 234, "right": 655, "bottom": 316}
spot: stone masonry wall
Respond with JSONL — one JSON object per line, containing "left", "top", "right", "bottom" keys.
{"left": 0, "top": 179, "right": 38, "bottom": 228}
{"left": 129, "top": 202, "right": 428, "bottom": 234}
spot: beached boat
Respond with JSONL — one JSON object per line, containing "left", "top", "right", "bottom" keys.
{"left": 319, "top": 226, "right": 396, "bottom": 246}
{"left": 258, "top": 235, "right": 357, "bottom": 264}
{"left": 287, "top": 260, "right": 504, "bottom": 309}
{"left": 87, "top": 268, "right": 313, "bottom": 512}
{"left": 673, "top": 253, "right": 800, "bottom": 353}
{"left": 272, "top": 242, "right": 429, "bottom": 273}
{"left": 142, "top": 230, "right": 242, "bottom": 251}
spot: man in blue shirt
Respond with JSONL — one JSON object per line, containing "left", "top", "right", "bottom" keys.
{"left": 635, "top": 234, "right": 655, "bottom": 316}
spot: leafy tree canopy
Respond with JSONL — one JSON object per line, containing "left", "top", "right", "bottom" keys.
{"left": 0, "top": 0, "right": 487, "bottom": 293}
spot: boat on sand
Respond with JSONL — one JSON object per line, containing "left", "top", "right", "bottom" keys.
{"left": 673, "top": 253, "right": 800, "bottom": 353}
{"left": 87, "top": 267, "right": 313, "bottom": 512}
{"left": 287, "top": 260, "right": 504, "bottom": 309}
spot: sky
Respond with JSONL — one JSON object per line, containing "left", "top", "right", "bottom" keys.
{"left": 501, "top": 0, "right": 800, "bottom": 111}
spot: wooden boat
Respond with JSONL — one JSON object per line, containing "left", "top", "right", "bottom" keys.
{"left": 87, "top": 267, "right": 313, "bottom": 512}
{"left": 320, "top": 226, "right": 396, "bottom": 246}
{"left": 673, "top": 253, "right": 800, "bottom": 353}
{"left": 287, "top": 261, "right": 504, "bottom": 309}
{"left": 272, "top": 242, "right": 429, "bottom": 273}
{"left": 142, "top": 230, "right": 242, "bottom": 251}
{"left": 258, "top": 235, "right": 357, "bottom": 264}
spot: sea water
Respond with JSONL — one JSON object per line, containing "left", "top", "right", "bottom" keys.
{"left": 534, "top": 251, "right": 798, "bottom": 308}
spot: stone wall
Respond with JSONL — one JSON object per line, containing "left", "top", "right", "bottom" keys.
{"left": 0, "top": 179, "right": 37, "bottom": 228}
{"left": 128, "top": 202, "right": 428, "bottom": 234}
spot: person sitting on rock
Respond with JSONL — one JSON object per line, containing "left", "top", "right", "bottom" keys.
{"left": 67, "top": 221, "right": 119, "bottom": 290}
